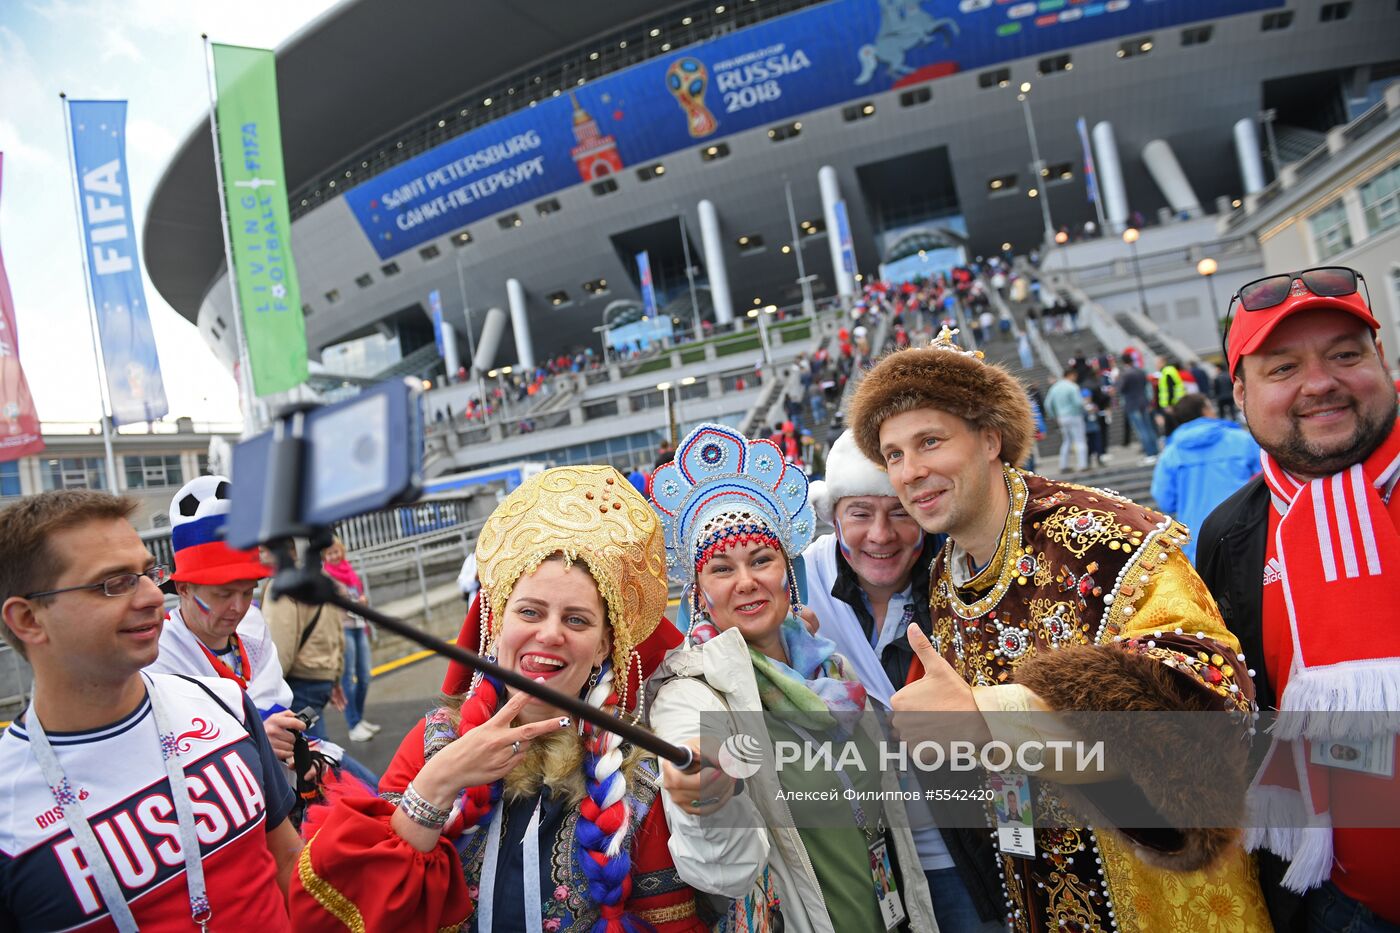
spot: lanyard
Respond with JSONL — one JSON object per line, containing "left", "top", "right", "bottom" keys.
{"left": 475, "top": 798, "right": 544, "bottom": 932}
{"left": 26, "top": 674, "right": 212, "bottom": 931}
{"left": 199, "top": 637, "right": 250, "bottom": 689}
{"left": 870, "top": 601, "right": 914, "bottom": 653}
{"left": 788, "top": 722, "right": 883, "bottom": 841}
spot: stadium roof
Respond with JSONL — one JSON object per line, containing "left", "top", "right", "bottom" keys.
{"left": 144, "top": 0, "right": 687, "bottom": 321}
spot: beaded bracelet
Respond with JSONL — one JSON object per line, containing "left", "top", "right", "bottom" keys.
{"left": 399, "top": 781, "right": 451, "bottom": 829}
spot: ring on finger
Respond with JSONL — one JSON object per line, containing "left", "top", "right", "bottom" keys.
{"left": 511, "top": 739, "right": 521, "bottom": 755}
{"left": 690, "top": 796, "right": 721, "bottom": 808}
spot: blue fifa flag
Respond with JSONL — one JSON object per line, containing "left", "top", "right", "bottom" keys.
{"left": 1077, "top": 117, "right": 1100, "bottom": 207}
{"left": 428, "top": 289, "right": 445, "bottom": 356}
{"left": 68, "top": 100, "right": 168, "bottom": 424}
{"left": 636, "top": 250, "right": 658, "bottom": 318}
{"left": 834, "top": 200, "right": 856, "bottom": 276}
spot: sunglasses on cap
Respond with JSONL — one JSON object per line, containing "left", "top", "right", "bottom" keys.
{"left": 1233, "top": 267, "right": 1370, "bottom": 313}
{"left": 1221, "top": 266, "right": 1371, "bottom": 361}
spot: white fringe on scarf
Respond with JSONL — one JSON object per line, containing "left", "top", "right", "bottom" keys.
{"left": 1272, "top": 663, "right": 1400, "bottom": 740}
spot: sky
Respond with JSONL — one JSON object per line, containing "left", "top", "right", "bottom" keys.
{"left": 0, "top": 0, "right": 340, "bottom": 427}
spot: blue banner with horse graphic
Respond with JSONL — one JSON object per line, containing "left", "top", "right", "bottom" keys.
{"left": 344, "top": 0, "right": 1282, "bottom": 260}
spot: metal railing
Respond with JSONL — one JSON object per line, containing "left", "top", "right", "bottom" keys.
{"left": 1225, "top": 94, "right": 1400, "bottom": 231}
{"left": 139, "top": 493, "right": 482, "bottom": 563}
{"left": 0, "top": 644, "right": 32, "bottom": 715}
{"left": 1059, "top": 234, "right": 1258, "bottom": 285}
{"left": 350, "top": 522, "right": 482, "bottom": 619}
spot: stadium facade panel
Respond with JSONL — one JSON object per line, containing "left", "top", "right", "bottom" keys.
{"left": 144, "top": 0, "right": 1400, "bottom": 376}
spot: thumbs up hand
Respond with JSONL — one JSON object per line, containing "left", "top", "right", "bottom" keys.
{"left": 890, "top": 623, "right": 990, "bottom": 748}
{"left": 891, "top": 623, "right": 977, "bottom": 714}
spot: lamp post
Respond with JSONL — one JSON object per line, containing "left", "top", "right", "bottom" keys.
{"left": 1197, "top": 257, "right": 1221, "bottom": 334}
{"left": 454, "top": 253, "right": 488, "bottom": 412}
{"left": 656, "top": 381, "right": 678, "bottom": 448}
{"left": 1053, "top": 227, "right": 1072, "bottom": 276}
{"left": 677, "top": 214, "right": 702, "bottom": 342}
{"left": 1017, "top": 82, "right": 1056, "bottom": 247}
{"left": 1259, "top": 108, "right": 1281, "bottom": 180}
{"left": 1122, "top": 227, "right": 1149, "bottom": 317}
{"left": 747, "top": 305, "right": 775, "bottom": 367}
{"left": 784, "top": 180, "right": 817, "bottom": 316}
{"left": 487, "top": 365, "right": 512, "bottom": 424}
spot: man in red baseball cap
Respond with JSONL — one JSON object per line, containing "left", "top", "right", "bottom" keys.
{"left": 1198, "top": 266, "right": 1400, "bottom": 931}
{"left": 147, "top": 476, "right": 307, "bottom": 764}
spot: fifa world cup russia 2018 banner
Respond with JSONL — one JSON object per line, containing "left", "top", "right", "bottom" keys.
{"left": 212, "top": 43, "right": 308, "bottom": 397}
{"left": 344, "top": 0, "right": 1282, "bottom": 260}
{"left": 0, "top": 154, "right": 45, "bottom": 461}
{"left": 67, "top": 100, "right": 170, "bottom": 425}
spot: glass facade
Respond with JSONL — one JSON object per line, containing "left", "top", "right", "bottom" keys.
{"left": 41, "top": 457, "right": 107, "bottom": 492}
{"left": 1308, "top": 199, "right": 1352, "bottom": 260}
{"left": 0, "top": 461, "right": 20, "bottom": 499}
{"left": 1360, "top": 163, "right": 1399, "bottom": 237}
{"left": 322, "top": 331, "right": 403, "bottom": 379}
{"left": 123, "top": 454, "right": 184, "bottom": 490}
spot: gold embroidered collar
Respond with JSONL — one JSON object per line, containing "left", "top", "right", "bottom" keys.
{"left": 937, "top": 465, "right": 1029, "bottom": 620}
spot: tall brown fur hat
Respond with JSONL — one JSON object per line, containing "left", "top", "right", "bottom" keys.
{"left": 848, "top": 345, "right": 1036, "bottom": 468}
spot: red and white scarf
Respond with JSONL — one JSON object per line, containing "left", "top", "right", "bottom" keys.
{"left": 1247, "top": 419, "right": 1400, "bottom": 891}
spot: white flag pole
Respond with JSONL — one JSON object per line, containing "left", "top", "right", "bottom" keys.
{"left": 58, "top": 92, "right": 121, "bottom": 492}
{"left": 201, "top": 34, "right": 260, "bottom": 438}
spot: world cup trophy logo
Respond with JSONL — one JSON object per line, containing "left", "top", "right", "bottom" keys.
{"left": 666, "top": 57, "right": 718, "bottom": 138}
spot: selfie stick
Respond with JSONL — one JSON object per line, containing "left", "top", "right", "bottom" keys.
{"left": 253, "top": 404, "right": 705, "bottom": 774}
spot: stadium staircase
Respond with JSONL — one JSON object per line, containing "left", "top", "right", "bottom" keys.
{"left": 987, "top": 277, "right": 1159, "bottom": 508}
{"left": 1113, "top": 312, "right": 1176, "bottom": 364}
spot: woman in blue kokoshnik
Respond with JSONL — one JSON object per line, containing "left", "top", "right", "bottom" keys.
{"left": 648, "top": 423, "right": 939, "bottom": 933}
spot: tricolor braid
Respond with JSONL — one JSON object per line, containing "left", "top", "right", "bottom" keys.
{"left": 451, "top": 672, "right": 505, "bottom": 834}
{"left": 574, "top": 663, "right": 647, "bottom": 933}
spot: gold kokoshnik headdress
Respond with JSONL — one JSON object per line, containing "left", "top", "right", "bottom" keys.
{"left": 472, "top": 465, "right": 669, "bottom": 697}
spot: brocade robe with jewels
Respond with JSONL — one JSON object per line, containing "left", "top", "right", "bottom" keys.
{"left": 924, "top": 468, "right": 1270, "bottom": 933}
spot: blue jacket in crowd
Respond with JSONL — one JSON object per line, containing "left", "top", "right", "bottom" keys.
{"left": 1151, "top": 417, "right": 1260, "bottom": 562}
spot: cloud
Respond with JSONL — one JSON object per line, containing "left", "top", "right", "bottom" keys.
{"left": 126, "top": 117, "right": 177, "bottom": 161}
{"left": 0, "top": 119, "right": 60, "bottom": 172}
{"left": 99, "top": 28, "right": 145, "bottom": 65}
{"left": 2, "top": 1, "right": 338, "bottom": 425}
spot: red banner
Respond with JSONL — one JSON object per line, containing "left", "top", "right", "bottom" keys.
{"left": 0, "top": 153, "right": 45, "bottom": 462}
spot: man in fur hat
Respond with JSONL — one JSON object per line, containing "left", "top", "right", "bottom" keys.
{"left": 845, "top": 328, "right": 1270, "bottom": 931}
{"left": 806, "top": 430, "right": 1002, "bottom": 931}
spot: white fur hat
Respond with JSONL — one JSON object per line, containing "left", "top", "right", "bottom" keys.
{"left": 809, "top": 430, "right": 898, "bottom": 523}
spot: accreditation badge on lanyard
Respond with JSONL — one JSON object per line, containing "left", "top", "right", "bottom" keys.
{"left": 791, "top": 723, "right": 905, "bottom": 929}
{"left": 868, "top": 835, "right": 906, "bottom": 930}
{"left": 990, "top": 772, "right": 1036, "bottom": 859}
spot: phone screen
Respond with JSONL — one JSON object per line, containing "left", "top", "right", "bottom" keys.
{"left": 310, "top": 391, "right": 388, "bottom": 513}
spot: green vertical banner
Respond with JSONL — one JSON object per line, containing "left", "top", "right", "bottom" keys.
{"left": 212, "top": 43, "right": 308, "bottom": 396}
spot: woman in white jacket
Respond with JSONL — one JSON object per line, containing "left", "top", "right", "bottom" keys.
{"left": 648, "top": 423, "right": 938, "bottom": 933}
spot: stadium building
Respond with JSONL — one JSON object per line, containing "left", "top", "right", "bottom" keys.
{"left": 145, "top": 0, "right": 1400, "bottom": 389}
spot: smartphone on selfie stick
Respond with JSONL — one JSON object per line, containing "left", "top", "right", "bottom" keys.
{"left": 225, "top": 378, "right": 707, "bottom": 774}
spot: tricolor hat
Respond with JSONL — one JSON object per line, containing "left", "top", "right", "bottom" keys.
{"left": 169, "top": 476, "right": 271, "bottom": 585}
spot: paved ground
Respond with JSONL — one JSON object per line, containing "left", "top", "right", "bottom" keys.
{"left": 323, "top": 654, "right": 450, "bottom": 779}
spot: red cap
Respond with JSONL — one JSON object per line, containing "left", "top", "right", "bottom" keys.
{"left": 170, "top": 540, "right": 272, "bottom": 585}
{"left": 1227, "top": 284, "right": 1379, "bottom": 376}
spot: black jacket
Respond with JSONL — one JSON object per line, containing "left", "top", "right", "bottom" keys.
{"left": 1195, "top": 475, "right": 1305, "bottom": 933}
